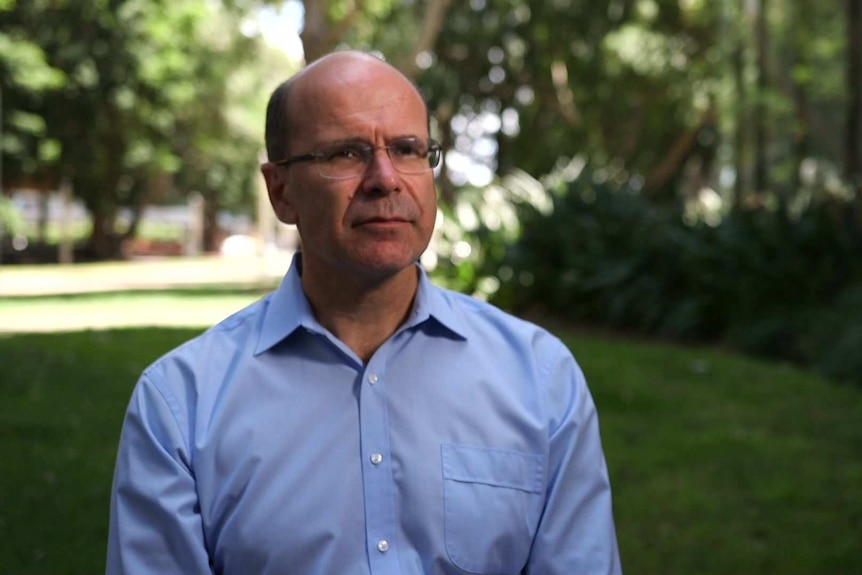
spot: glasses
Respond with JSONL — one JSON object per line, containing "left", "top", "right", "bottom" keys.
{"left": 273, "top": 137, "right": 442, "bottom": 180}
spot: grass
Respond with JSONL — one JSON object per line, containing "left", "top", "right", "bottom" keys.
{"left": 1, "top": 294, "right": 861, "bottom": 574}
{"left": 568, "top": 336, "right": 862, "bottom": 574}
{"left": 0, "top": 329, "right": 200, "bottom": 574}
{"left": 19, "top": 219, "right": 187, "bottom": 244}
{"left": 0, "top": 287, "right": 269, "bottom": 332}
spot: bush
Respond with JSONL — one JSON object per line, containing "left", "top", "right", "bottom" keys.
{"left": 474, "top": 168, "right": 862, "bottom": 386}
{"left": 802, "top": 286, "right": 862, "bottom": 386}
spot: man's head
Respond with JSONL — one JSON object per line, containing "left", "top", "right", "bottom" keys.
{"left": 261, "top": 51, "right": 438, "bottom": 286}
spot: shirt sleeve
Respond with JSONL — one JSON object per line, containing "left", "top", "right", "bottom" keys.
{"left": 525, "top": 340, "right": 623, "bottom": 575}
{"left": 106, "top": 371, "right": 213, "bottom": 575}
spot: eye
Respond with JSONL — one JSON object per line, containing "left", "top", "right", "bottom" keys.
{"left": 323, "top": 143, "right": 368, "bottom": 162}
{"left": 389, "top": 139, "right": 425, "bottom": 159}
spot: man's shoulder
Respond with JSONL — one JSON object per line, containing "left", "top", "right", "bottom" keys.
{"left": 429, "top": 283, "right": 562, "bottom": 347}
{"left": 142, "top": 293, "right": 271, "bottom": 382}
{"left": 427, "top": 284, "right": 581, "bottom": 390}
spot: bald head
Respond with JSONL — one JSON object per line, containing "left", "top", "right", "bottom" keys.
{"left": 264, "top": 51, "right": 427, "bottom": 162}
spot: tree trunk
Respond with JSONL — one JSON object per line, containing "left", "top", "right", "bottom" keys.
{"left": 80, "top": 172, "right": 123, "bottom": 260}
{"left": 785, "top": 0, "right": 811, "bottom": 195}
{"left": 89, "top": 209, "right": 111, "bottom": 260}
{"left": 37, "top": 190, "right": 49, "bottom": 242}
{"left": 644, "top": 107, "right": 717, "bottom": 198}
{"left": 301, "top": 0, "right": 453, "bottom": 80}
{"left": 753, "top": 0, "right": 770, "bottom": 193}
{"left": 300, "top": 0, "right": 335, "bottom": 63}
{"left": 733, "top": 0, "right": 748, "bottom": 208}
{"left": 396, "top": 0, "right": 455, "bottom": 80}
{"left": 203, "top": 189, "right": 220, "bottom": 253}
{"left": 846, "top": 0, "right": 862, "bottom": 190}
{"left": 437, "top": 105, "right": 456, "bottom": 205}
{"left": 300, "top": 0, "right": 374, "bottom": 63}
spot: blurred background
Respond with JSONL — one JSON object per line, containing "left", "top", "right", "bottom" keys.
{"left": 1, "top": 1, "right": 862, "bottom": 573}
{"left": 2, "top": 0, "right": 861, "bottom": 382}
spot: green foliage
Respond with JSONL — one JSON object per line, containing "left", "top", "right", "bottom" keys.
{"left": 0, "top": 32, "right": 64, "bottom": 90}
{"left": 0, "top": 195, "right": 25, "bottom": 236}
{"left": 801, "top": 287, "right": 862, "bottom": 385}
{"left": 429, "top": 169, "right": 549, "bottom": 296}
{"left": 463, "top": 168, "right": 862, "bottom": 386}
{"left": 407, "top": 0, "right": 722, "bottom": 190}
{"left": 0, "top": 0, "right": 274, "bottom": 256}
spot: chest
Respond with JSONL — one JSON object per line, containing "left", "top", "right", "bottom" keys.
{"left": 192, "top": 338, "right": 548, "bottom": 575}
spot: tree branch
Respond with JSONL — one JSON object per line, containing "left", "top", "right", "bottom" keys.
{"left": 644, "top": 106, "right": 717, "bottom": 198}
{"left": 399, "top": 0, "right": 454, "bottom": 80}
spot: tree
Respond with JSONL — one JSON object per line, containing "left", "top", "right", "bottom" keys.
{"left": 753, "top": 0, "right": 770, "bottom": 194}
{"left": 846, "top": 0, "right": 862, "bottom": 195}
{"left": 397, "top": 0, "right": 726, "bottom": 204}
{"left": 1, "top": 0, "right": 273, "bottom": 258}
{"left": 297, "top": 0, "right": 453, "bottom": 77}
{"left": 0, "top": 28, "right": 65, "bottom": 196}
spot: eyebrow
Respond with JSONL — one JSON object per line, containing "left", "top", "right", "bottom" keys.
{"left": 321, "top": 135, "right": 425, "bottom": 147}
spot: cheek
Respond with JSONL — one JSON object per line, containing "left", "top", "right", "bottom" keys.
{"left": 296, "top": 186, "right": 350, "bottom": 227}
{"left": 422, "top": 200, "right": 438, "bottom": 230}
{"left": 420, "top": 184, "right": 438, "bottom": 221}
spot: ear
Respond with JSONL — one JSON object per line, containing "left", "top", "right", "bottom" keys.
{"left": 261, "top": 162, "right": 298, "bottom": 225}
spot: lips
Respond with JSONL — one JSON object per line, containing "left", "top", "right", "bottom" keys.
{"left": 358, "top": 216, "right": 408, "bottom": 224}
{"left": 353, "top": 216, "right": 410, "bottom": 229}
{"left": 349, "top": 199, "right": 418, "bottom": 227}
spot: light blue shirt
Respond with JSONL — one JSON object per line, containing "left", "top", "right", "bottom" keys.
{"left": 107, "top": 255, "right": 621, "bottom": 575}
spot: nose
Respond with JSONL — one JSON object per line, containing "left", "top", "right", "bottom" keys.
{"left": 360, "top": 147, "right": 400, "bottom": 195}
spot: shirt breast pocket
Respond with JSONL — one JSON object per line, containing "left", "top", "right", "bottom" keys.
{"left": 441, "top": 443, "right": 545, "bottom": 574}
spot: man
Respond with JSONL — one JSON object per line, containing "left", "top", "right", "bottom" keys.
{"left": 107, "top": 50, "right": 622, "bottom": 575}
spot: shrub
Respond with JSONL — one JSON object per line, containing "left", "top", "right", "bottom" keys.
{"left": 471, "top": 168, "right": 862, "bottom": 386}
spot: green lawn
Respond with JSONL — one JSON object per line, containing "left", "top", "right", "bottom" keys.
{"left": 572, "top": 336, "right": 862, "bottom": 574}
{"left": 0, "top": 288, "right": 268, "bottom": 332}
{"left": 19, "top": 218, "right": 187, "bottom": 244}
{"left": 1, "top": 319, "right": 861, "bottom": 574}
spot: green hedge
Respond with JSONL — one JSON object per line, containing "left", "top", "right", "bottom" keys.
{"left": 434, "top": 170, "right": 862, "bottom": 386}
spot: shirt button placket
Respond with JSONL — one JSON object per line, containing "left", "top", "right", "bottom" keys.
{"left": 359, "top": 365, "right": 398, "bottom": 573}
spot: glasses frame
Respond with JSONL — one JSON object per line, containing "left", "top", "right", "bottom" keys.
{"left": 272, "top": 138, "right": 442, "bottom": 180}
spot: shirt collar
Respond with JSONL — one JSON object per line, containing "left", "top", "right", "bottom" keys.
{"left": 255, "top": 253, "right": 319, "bottom": 355}
{"left": 409, "top": 265, "right": 469, "bottom": 340}
{"left": 255, "top": 253, "right": 468, "bottom": 356}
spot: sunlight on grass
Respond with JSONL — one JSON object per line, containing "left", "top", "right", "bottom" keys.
{"left": 0, "top": 257, "right": 291, "bottom": 332}
{"left": 0, "top": 288, "right": 270, "bottom": 332}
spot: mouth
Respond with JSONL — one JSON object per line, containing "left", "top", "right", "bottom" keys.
{"left": 354, "top": 217, "right": 410, "bottom": 227}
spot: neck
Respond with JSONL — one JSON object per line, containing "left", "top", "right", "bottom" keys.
{"left": 301, "top": 263, "right": 419, "bottom": 363}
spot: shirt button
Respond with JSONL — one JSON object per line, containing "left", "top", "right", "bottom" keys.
{"left": 368, "top": 373, "right": 379, "bottom": 384}
{"left": 377, "top": 539, "right": 389, "bottom": 553}
{"left": 370, "top": 453, "right": 383, "bottom": 465}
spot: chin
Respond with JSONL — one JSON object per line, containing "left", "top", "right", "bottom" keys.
{"left": 351, "top": 246, "right": 425, "bottom": 278}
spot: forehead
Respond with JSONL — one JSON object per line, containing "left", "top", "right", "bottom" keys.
{"left": 288, "top": 57, "right": 428, "bottom": 142}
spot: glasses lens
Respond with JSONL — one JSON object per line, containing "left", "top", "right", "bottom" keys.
{"left": 317, "top": 143, "right": 370, "bottom": 179}
{"left": 315, "top": 139, "right": 441, "bottom": 179}
{"left": 427, "top": 142, "right": 441, "bottom": 169}
{"left": 390, "top": 139, "right": 441, "bottom": 174}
